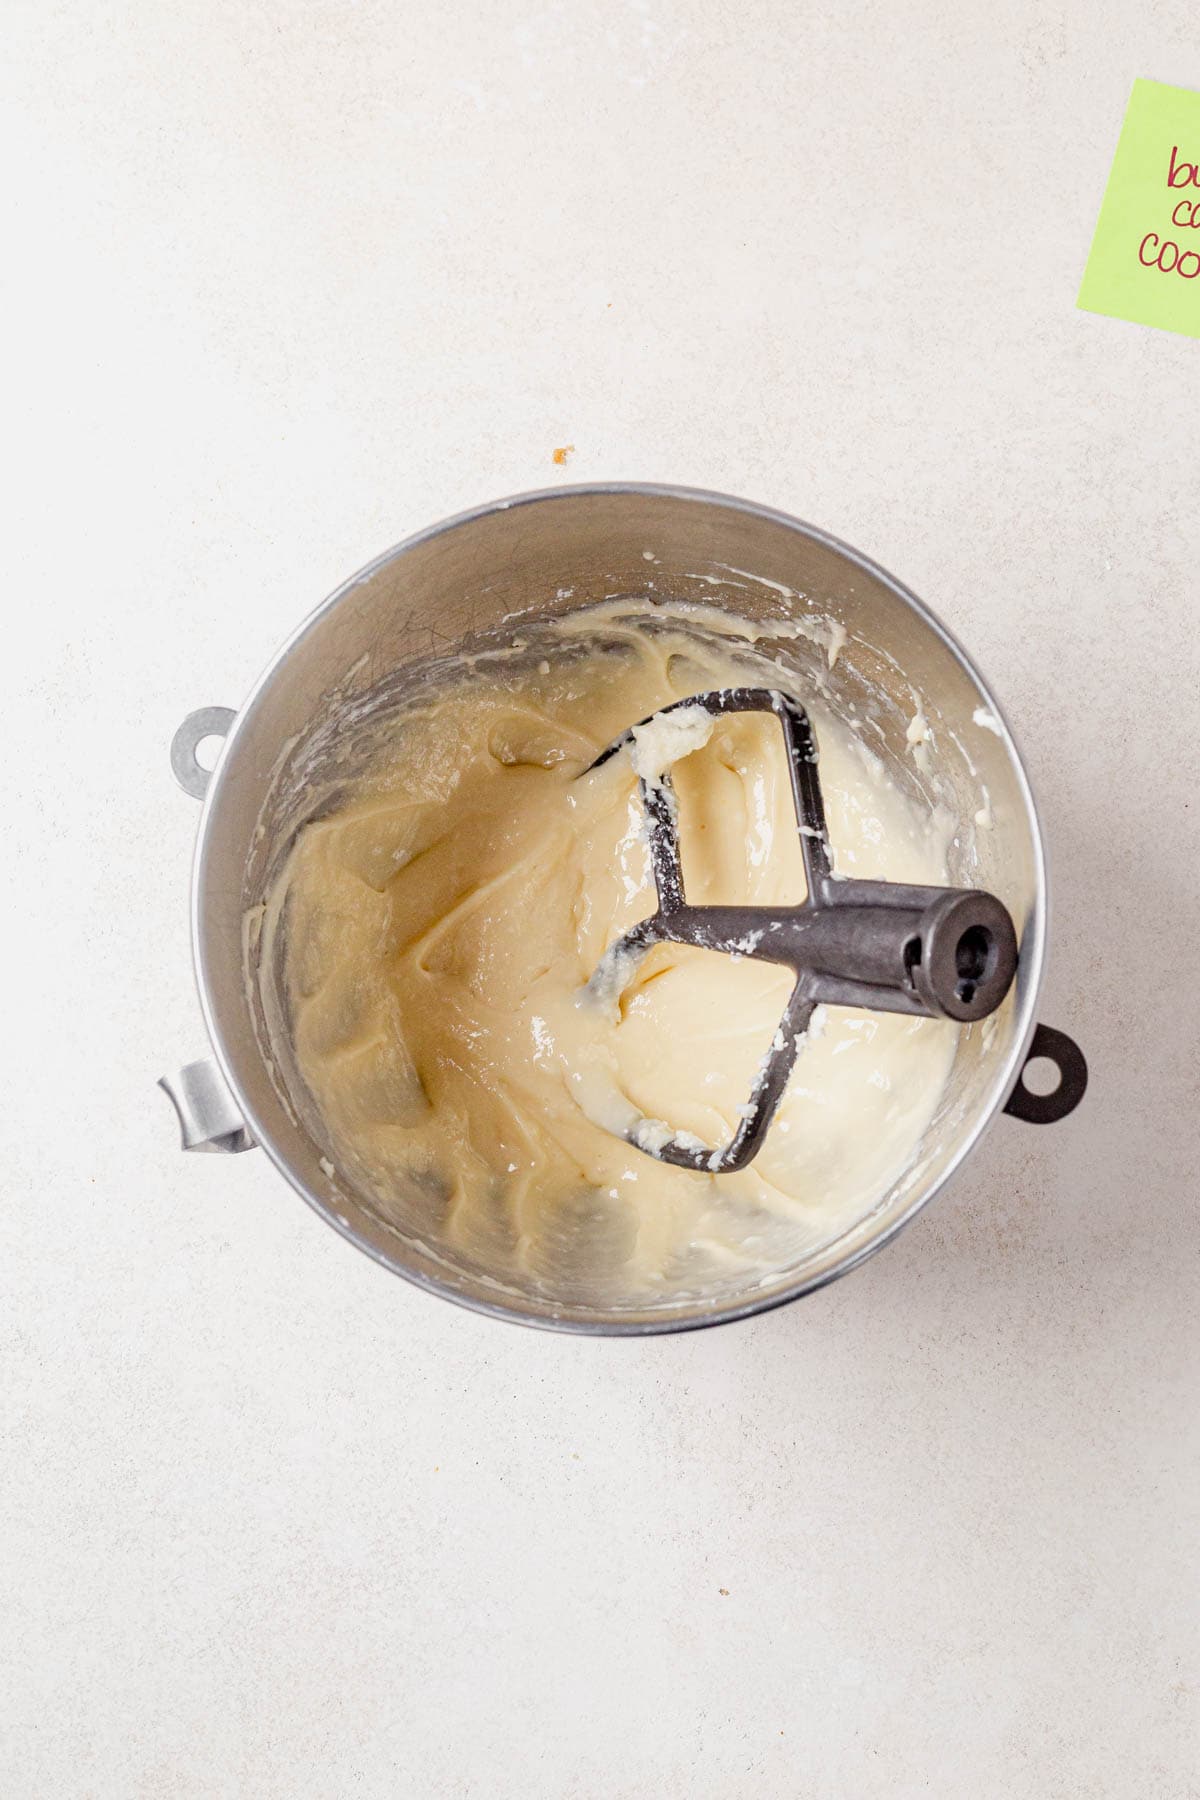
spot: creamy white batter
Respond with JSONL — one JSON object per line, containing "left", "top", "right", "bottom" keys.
{"left": 256, "top": 604, "right": 958, "bottom": 1303}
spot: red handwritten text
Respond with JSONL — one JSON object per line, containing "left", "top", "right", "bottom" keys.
{"left": 1139, "top": 233, "right": 1200, "bottom": 277}
{"left": 1167, "top": 145, "right": 1199, "bottom": 188}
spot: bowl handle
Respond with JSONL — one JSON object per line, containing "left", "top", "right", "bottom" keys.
{"left": 1003, "top": 1023, "right": 1088, "bottom": 1124}
{"left": 159, "top": 1058, "right": 255, "bottom": 1154}
{"left": 170, "top": 706, "right": 236, "bottom": 799}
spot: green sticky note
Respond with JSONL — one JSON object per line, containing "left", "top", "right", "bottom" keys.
{"left": 1078, "top": 78, "right": 1200, "bottom": 340}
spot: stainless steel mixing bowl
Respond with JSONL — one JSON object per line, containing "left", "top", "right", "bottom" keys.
{"left": 161, "top": 484, "right": 1084, "bottom": 1332}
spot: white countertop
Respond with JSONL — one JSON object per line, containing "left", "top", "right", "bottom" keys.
{"left": 5, "top": 3, "right": 1198, "bottom": 1794}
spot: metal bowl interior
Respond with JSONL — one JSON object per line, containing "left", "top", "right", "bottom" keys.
{"left": 192, "top": 485, "right": 1045, "bottom": 1332}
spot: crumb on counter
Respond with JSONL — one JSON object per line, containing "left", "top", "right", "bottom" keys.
{"left": 552, "top": 444, "right": 575, "bottom": 465}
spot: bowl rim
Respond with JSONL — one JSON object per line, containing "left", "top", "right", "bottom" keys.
{"left": 190, "top": 481, "right": 1048, "bottom": 1334}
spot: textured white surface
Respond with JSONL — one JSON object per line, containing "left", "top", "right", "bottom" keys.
{"left": 3, "top": 2, "right": 1198, "bottom": 1795}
